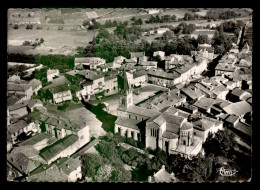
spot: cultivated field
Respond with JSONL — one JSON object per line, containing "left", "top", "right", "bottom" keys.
{"left": 8, "top": 27, "right": 97, "bottom": 55}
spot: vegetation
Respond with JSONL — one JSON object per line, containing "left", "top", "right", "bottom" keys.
{"left": 174, "top": 22, "right": 197, "bottom": 35}
{"left": 145, "top": 14, "right": 177, "bottom": 24}
{"left": 26, "top": 24, "right": 33, "bottom": 30}
{"left": 57, "top": 102, "right": 70, "bottom": 111}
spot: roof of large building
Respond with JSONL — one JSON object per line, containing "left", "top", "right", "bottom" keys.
{"left": 19, "top": 133, "right": 53, "bottom": 147}
{"left": 127, "top": 105, "right": 160, "bottom": 118}
{"left": 39, "top": 135, "right": 78, "bottom": 162}
{"left": 115, "top": 117, "right": 140, "bottom": 130}
{"left": 224, "top": 114, "right": 240, "bottom": 124}
{"left": 8, "top": 83, "right": 32, "bottom": 92}
{"left": 162, "top": 131, "right": 179, "bottom": 139}
{"left": 223, "top": 101, "right": 252, "bottom": 116}
{"left": 193, "top": 97, "right": 216, "bottom": 111}
{"left": 8, "top": 99, "right": 30, "bottom": 111}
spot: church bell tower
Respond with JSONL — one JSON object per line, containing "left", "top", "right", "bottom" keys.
{"left": 117, "top": 68, "right": 133, "bottom": 111}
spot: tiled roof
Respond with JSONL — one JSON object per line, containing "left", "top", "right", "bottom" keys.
{"left": 162, "top": 131, "right": 178, "bottom": 139}
{"left": 19, "top": 133, "right": 53, "bottom": 146}
{"left": 7, "top": 94, "right": 26, "bottom": 106}
{"left": 193, "top": 97, "right": 216, "bottom": 111}
{"left": 49, "top": 84, "right": 70, "bottom": 94}
{"left": 215, "top": 63, "right": 236, "bottom": 72}
{"left": 223, "top": 101, "right": 252, "bottom": 116}
{"left": 43, "top": 76, "right": 71, "bottom": 90}
{"left": 211, "top": 85, "right": 228, "bottom": 96}
{"left": 180, "top": 86, "right": 204, "bottom": 100}
{"left": 28, "top": 79, "right": 42, "bottom": 90}
{"left": 181, "top": 122, "right": 193, "bottom": 130}
{"left": 234, "top": 121, "right": 252, "bottom": 137}
{"left": 115, "top": 117, "right": 140, "bottom": 130}
{"left": 127, "top": 105, "right": 160, "bottom": 118}
{"left": 8, "top": 83, "right": 31, "bottom": 92}
{"left": 193, "top": 119, "right": 214, "bottom": 131}
{"left": 225, "top": 114, "right": 239, "bottom": 124}
{"left": 130, "top": 52, "right": 145, "bottom": 58}
{"left": 57, "top": 156, "right": 81, "bottom": 176}
{"left": 133, "top": 71, "right": 147, "bottom": 79}
{"left": 153, "top": 168, "right": 177, "bottom": 182}
{"left": 148, "top": 69, "right": 174, "bottom": 80}
{"left": 231, "top": 88, "right": 246, "bottom": 97}
{"left": 39, "top": 135, "right": 78, "bottom": 162}
{"left": 8, "top": 119, "right": 29, "bottom": 134}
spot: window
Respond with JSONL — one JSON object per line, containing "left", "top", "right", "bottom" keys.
{"left": 135, "top": 116, "right": 137, "bottom": 120}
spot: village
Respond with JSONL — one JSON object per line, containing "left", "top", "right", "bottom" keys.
{"left": 6, "top": 8, "right": 252, "bottom": 183}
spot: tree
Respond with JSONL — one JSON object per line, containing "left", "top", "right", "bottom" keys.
{"left": 184, "top": 13, "right": 194, "bottom": 21}
{"left": 57, "top": 102, "right": 70, "bottom": 111}
{"left": 13, "top": 24, "right": 19, "bottom": 29}
{"left": 40, "top": 38, "right": 44, "bottom": 44}
{"left": 197, "top": 34, "right": 210, "bottom": 44}
{"left": 94, "top": 165, "right": 114, "bottom": 182}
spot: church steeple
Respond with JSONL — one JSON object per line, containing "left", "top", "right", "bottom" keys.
{"left": 117, "top": 68, "right": 133, "bottom": 110}
{"left": 117, "top": 68, "right": 132, "bottom": 95}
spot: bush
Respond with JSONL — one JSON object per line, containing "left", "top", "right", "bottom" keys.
{"left": 26, "top": 24, "right": 33, "bottom": 30}
{"left": 22, "top": 41, "right": 32, "bottom": 46}
{"left": 57, "top": 25, "right": 63, "bottom": 30}
{"left": 36, "top": 26, "right": 42, "bottom": 30}
{"left": 13, "top": 24, "right": 19, "bottom": 29}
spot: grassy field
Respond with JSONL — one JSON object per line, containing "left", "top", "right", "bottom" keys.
{"left": 8, "top": 27, "right": 97, "bottom": 55}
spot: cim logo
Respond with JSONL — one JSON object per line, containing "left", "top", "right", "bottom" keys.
{"left": 216, "top": 162, "right": 238, "bottom": 177}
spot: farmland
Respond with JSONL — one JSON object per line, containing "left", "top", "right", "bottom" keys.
{"left": 8, "top": 27, "right": 97, "bottom": 55}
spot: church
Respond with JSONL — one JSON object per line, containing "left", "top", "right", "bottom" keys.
{"left": 114, "top": 69, "right": 203, "bottom": 158}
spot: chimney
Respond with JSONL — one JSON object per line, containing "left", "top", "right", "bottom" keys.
{"left": 66, "top": 164, "right": 70, "bottom": 168}
{"left": 161, "top": 165, "right": 165, "bottom": 170}
{"left": 148, "top": 176, "right": 153, "bottom": 182}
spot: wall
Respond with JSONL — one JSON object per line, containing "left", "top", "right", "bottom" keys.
{"left": 115, "top": 124, "right": 140, "bottom": 141}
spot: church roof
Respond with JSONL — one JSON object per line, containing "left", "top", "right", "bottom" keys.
{"left": 115, "top": 117, "right": 140, "bottom": 130}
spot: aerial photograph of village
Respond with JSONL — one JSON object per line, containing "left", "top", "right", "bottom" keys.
{"left": 6, "top": 8, "right": 252, "bottom": 183}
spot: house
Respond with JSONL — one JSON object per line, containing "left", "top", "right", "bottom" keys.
{"left": 229, "top": 87, "right": 252, "bottom": 102}
{"left": 7, "top": 120, "right": 31, "bottom": 144}
{"left": 140, "top": 89, "right": 186, "bottom": 112}
{"left": 139, "top": 61, "right": 158, "bottom": 69}
{"left": 47, "top": 69, "right": 59, "bottom": 82}
{"left": 153, "top": 51, "right": 165, "bottom": 60}
{"left": 148, "top": 165, "right": 179, "bottom": 183}
{"left": 130, "top": 52, "right": 145, "bottom": 59}
{"left": 28, "top": 79, "right": 42, "bottom": 95}
{"left": 8, "top": 100, "right": 30, "bottom": 118}
{"left": 43, "top": 76, "right": 71, "bottom": 91}
{"left": 48, "top": 84, "right": 72, "bottom": 104}
{"left": 192, "top": 118, "right": 223, "bottom": 142}
{"left": 106, "top": 62, "right": 122, "bottom": 69}
{"left": 193, "top": 97, "right": 216, "bottom": 114}
{"left": 114, "top": 56, "right": 127, "bottom": 63}
{"left": 133, "top": 71, "right": 147, "bottom": 86}
{"left": 180, "top": 86, "right": 205, "bottom": 104}
{"left": 7, "top": 94, "right": 28, "bottom": 107}
{"left": 222, "top": 101, "right": 252, "bottom": 118}
{"left": 74, "top": 57, "right": 105, "bottom": 70}
{"left": 190, "top": 29, "right": 215, "bottom": 39}
{"left": 7, "top": 147, "right": 43, "bottom": 176}
{"left": 104, "top": 74, "right": 118, "bottom": 96}
{"left": 211, "top": 84, "right": 229, "bottom": 100}
{"left": 148, "top": 69, "right": 175, "bottom": 88}
{"left": 147, "top": 9, "right": 160, "bottom": 15}
{"left": 27, "top": 156, "right": 82, "bottom": 182}
{"left": 124, "top": 58, "right": 137, "bottom": 67}
{"left": 156, "top": 28, "right": 170, "bottom": 34}
{"left": 7, "top": 83, "right": 33, "bottom": 100}
{"left": 215, "top": 63, "right": 237, "bottom": 76}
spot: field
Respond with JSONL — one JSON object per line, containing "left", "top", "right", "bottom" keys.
{"left": 8, "top": 27, "right": 97, "bottom": 55}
